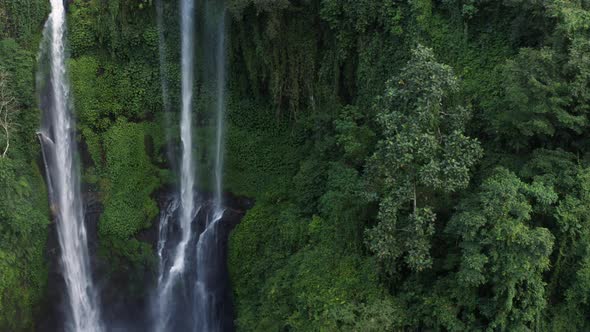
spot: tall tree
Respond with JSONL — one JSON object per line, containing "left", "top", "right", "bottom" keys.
{"left": 366, "top": 45, "right": 482, "bottom": 273}
{"left": 446, "top": 168, "right": 555, "bottom": 330}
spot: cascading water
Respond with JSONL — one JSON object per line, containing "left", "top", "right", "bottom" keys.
{"left": 154, "top": 0, "right": 198, "bottom": 329}
{"left": 194, "top": 2, "right": 228, "bottom": 330}
{"left": 194, "top": 207, "right": 225, "bottom": 331}
{"left": 153, "top": 0, "right": 230, "bottom": 331}
{"left": 38, "top": 0, "right": 103, "bottom": 331}
{"left": 177, "top": 0, "right": 197, "bottom": 263}
{"left": 156, "top": 196, "right": 180, "bottom": 286}
{"left": 211, "top": 0, "right": 227, "bottom": 211}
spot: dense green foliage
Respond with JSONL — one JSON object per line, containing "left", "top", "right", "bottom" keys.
{"left": 2, "top": 0, "right": 590, "bottom": 330}
{"left": 366, "top": 45, "right": 482, "bottom": 272}
{"left": 226, "top": 0, "right": 590, "bottom": 330}
{"left": 0, "top": 3, "right": 49, "bottom": 330}
{"left": 446, "top": 168, "right": 556, "bottom": 330}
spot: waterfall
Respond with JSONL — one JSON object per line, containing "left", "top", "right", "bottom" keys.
{"left": 154, "top": 0, "right": 229, "bottom": 330}
{"left": 178, "top": 0, "right": 197, "bottom": 257}
{"left": 156, "top": 196, "right": 180, "bottom": 286}
{"left": 154, "top": 0, "right": 197, "bottom": 330}
{"left": 212, "top": 1, "right": 227, "bottom": 211}
{"left": 194, "top": 208, "right": 224, "bottom": 331}
{"left": 38, "top": 0, "right": 103, "bottom": 331}
{"left": 172, "top": 0, "right": 196, "bottom": 282}
{"left": 194, "top": 2, "right": 228, "bottom": 330}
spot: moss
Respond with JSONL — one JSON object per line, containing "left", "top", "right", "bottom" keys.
{"left": 99, "top": 119, "right": 160, "bottom": 241}
{"left": 224, "top": 99, "right": 301, "bottom": 198}
{"left": 0, "top": 158, "right": 49, "bottom": 331}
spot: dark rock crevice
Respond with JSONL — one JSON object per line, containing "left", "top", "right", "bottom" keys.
{"left": 35, "top": 188, "right": 252, "bottom": 332}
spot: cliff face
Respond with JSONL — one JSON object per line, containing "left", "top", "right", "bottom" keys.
{"left": 37, "top": 188, "right": 252, "bottom": 331}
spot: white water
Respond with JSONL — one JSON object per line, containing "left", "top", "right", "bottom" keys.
{"left": 174, "top": 0, "right": 196, "bottom": 280}
{"left": 154, "top": 0, "right": 197, "bottom": 329}
{"left": 154, "top": 0, "right": 229, "bottom": 330}
{"left": 155, "top": 202, "right": 201, "bottom": 331}
{"left": 156, "top": 197, "right": 180, "bottom": 285}
{"left": 212, "top": 4, "right": 227, "bottom": 210}
{"left": 193, "top": 3, "right": 228, "bottom": 330}
{"left": 194, "top": 208, "right": 224, "bottom": 331}
{"left": 40, "top": 0, "right": 103, "bottom": 330}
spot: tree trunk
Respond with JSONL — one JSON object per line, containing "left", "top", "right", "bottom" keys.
{"left": 1, "top": 110, "right": 8, "bottom": 157}
{"left": 2, "top": 125, "right": 8, "bottom": 158}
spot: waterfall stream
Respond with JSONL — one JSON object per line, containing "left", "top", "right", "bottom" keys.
{"left": 154, "top": 0, "right": 198, "bottom": 330}
{"left": 194, "top": 2, "right": 228, "bottom": 330}
{"left": 38, "top": 0, "right": 103, "bottom": 330}
{"left": 154, "top": 0, "right": 229, "bottom": 331}
{"left": 34, "top": 0, "right": 232, "bottom": 330}
{"left": 212, "top": 0, "right": 227, "bottom": 211}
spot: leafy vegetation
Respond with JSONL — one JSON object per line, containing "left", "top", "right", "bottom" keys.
{"left": 366, "top": 45, "right": 482, "bottom": 273}
{"left": 2, "top": 0, "right": 590, "bottom": 330}
{"left": 227, "top": 0, "right": 590, "bottom": 330}
{"left": 0, "top": 4, "right": 49, "bottom": 329}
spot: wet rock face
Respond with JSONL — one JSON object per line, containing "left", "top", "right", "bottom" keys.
{"left": 36, "top": 190, "right": 251, "bottom": 331}
{"left": 150, "top": 191, "right": 253, "bottom": 332}
{"left": 36, "top": 222, "right": 65, "bottom": 332}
